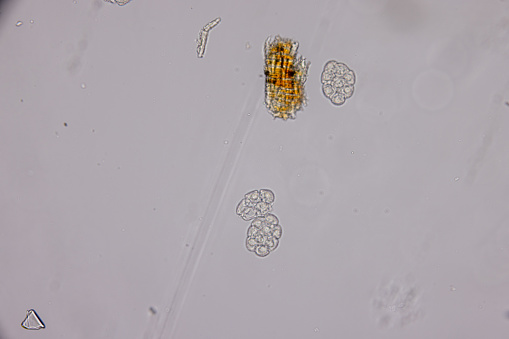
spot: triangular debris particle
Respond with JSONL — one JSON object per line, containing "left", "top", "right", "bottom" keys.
{"left": 21, "top": 309, "right": 45, "bottom": 330}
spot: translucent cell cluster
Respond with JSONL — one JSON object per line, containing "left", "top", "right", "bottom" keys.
{"left": 321, "top": 60, "right": 356, "bottom": 106}
{"left": 236, "top": 189, "right": 275, "bottom": 221}
{"left": 246, "top": 214, "right": 283, "bottom": 257}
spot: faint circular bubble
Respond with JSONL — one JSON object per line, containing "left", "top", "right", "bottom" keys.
{"left": 371, "top": 276, "right": 423, "bottom": 329}
{"left": 288, "top": 164, "right": 331, "bottom": 207}
{"left": 412, "top": 69, "right": 454, "bottom": 111}
{"left": 427, "top": 37, "right": 471, "bottom": 79}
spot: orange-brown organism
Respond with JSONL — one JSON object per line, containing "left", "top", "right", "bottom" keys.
{"left": 264, "top": 36, "right": 310, "bottom": 120}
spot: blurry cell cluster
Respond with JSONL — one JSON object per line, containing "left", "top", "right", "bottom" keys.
{"left": 371, "top": 277, "right": 423, "bottom": 329}
{"left": 321, "top": 60, "right": 356, "bottom": 106}
{"left": 236, "top": 189, "right": 275, "bottom": 221}
{"left": 236, "top": 189, "right": 282, "bottom": 257}
{"left": 246, "top": 214, "right": 283, "bottom": 257}
{"left": 103, "top": 0, "right": 132, "bottom": 6}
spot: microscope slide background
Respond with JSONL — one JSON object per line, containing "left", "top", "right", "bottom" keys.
{"left": 1, "top": 0, "right": 509, "bottom": 338}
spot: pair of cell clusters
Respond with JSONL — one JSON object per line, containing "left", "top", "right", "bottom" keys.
{"left": 263, "top": 35, "right": 356, "bottom": 120}
{"left": 236, "top": 189, "right": 282, "bottom": 258}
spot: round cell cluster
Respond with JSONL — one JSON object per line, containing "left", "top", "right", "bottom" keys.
{"left": 321, "top": 60, "right": 356, "bottom": 106}
{"left": 246, "top": 214, "right": 283, "bottom": 257}
{"left": 236, "top": 189, "right": 275, "bottom": 221}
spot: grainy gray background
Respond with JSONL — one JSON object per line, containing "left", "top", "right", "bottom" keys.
{"left": 1, "top": 0, "right": 509, "bottom": 338}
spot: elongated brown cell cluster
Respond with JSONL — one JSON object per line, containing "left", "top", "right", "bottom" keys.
{"left": 264, "top": 36, "right": 310, "bottom": 120}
